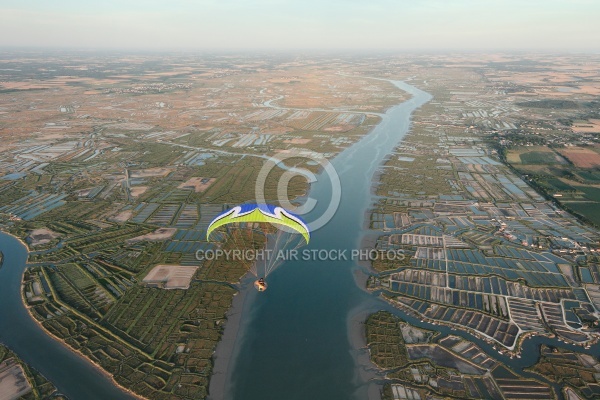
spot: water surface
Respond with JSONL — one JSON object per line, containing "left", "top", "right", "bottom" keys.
{"left": 226, "top": 80, "right": 432, "bottom": 400}
{"left": 0, "top": 232, "right": 136, "bottom": 400}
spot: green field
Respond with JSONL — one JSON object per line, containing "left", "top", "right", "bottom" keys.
{"left": 574, "top": 185, "right": 600, "bottom": 201}
{"left": 519, "top": 151, "right": 562, "bottom": 164}
{"left": 564, "top": 186, "right": 600, "bottom": 226}
{"left": 545, "top": 178, "right": 576, "bottom": 192}
{"left": 565, "top": 202, "right": 600, "bottom": 226}
{"left": 506, "top": 146, "right": 565, "bottom": 165}
{"left": 576, "top": 170, "right": 600, "bottom": 183}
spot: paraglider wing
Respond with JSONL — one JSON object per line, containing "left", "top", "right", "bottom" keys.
{"left": 206, "top": 204, "right": 310, "bottom": 244}
{"left": 205, "top": 204, "right": 310, "bottom": 288}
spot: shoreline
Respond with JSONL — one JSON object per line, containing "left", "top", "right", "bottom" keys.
{"left": 24, "top": 302, "right": 147, "bottom": 400}
{"left": 0, "top": 229, "right": 144, "bottom": 400}
{"left": 346, "top": 302, "right": 386, "bottom": 400}
{"left": 352, "top": 192, "right": 395, "bottom": 400}
{"left": 207, "top": 275, "right": 256, "bottom": 400}
{"left": 349, "top": 77, "right": 428, "bottom": 399}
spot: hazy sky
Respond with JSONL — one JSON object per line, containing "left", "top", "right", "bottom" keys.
{"left": 0, "top": 0, "right": 598, "bottom": 51}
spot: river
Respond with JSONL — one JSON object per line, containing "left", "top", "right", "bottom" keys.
{"left": 218, "top": 80, "right": 433, "bottom": 400}
{"left": 1, "top": 80, "right": 598, "bottom": 400}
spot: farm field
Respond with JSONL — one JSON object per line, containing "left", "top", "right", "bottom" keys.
{"left": 506, "top": 146, "right": 567, "bottom": 165}
{"left": 505, "top": 145, "right": 600, "bottom": 227}
{"left": 559, "top": 147, "right": 600, "bottom": 168}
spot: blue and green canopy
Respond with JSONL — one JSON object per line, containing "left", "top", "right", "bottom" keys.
{"left": 206, "top": 204, "right": 310, "bottom": 244}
